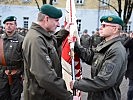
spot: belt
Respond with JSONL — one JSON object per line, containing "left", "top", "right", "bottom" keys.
{"left": 0, "top": 65, "right": 18, "bottom": 70}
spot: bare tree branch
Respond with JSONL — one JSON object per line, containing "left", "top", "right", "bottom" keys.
{"left": 34, "top": 0, "right": 40, "bottom": 11}
{"left": 117, "top": 0, "right": 122, "bottom": 17}
{"left": 97, "top": 0, "right": 119, "bottom": 13}
{"left": 123, "top": 0, "right": 133, "bottom": 25}
{"left": 97, "top": 0, "right": 133, "bottom": 31}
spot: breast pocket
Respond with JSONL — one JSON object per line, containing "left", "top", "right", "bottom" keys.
{"left": 10, "top": 42, "right": 22, "bottom": 65}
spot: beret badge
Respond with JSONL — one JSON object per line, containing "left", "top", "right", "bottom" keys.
{"left": 3, "top": 16, "right": 17, "bottom": 24}
{"left": 108, "top": 17, "right": 113, "bottom": 21}
{"left": 14, "top": 17, "right": 16, "bottom": 20}
{"left": 100, "top": 15, "right": 124, "bottom": 26}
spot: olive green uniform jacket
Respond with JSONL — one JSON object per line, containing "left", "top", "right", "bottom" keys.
{"left": 22, "top": 22, "right": 72, "bottom": 100}
{"left": 0, "top": 32, "right": 24, "bottom": 99}
{"left": 80, "top": 34, "right": 91, "bottom": 48}
{"left": 74, "top": 36, "right": 127, "bottom": 100}
{"left": 0, "top": 32, "right": 24, "bottom": 73}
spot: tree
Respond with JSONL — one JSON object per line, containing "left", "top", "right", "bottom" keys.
{"left": 35, "top": 0, "right": 53, "bottom": 11}
{"left": 35, "top": 0, "right": 40, "bottom": 11}
{"left": 98, "top": 0, "right": 133, "bottom": 31}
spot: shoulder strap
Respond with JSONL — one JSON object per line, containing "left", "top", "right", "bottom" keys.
{"left": 0, "top": 38, "right": 6, "bottom": 66}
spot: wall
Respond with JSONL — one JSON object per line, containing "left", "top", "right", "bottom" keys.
{"left": 0, "top": 5, "right": 132, "bottom": 36}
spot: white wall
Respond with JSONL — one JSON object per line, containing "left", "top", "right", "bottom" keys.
{"left": 0, "top": 5, "right": 133, "bottom": 36}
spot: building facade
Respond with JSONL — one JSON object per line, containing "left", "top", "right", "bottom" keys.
{"left": 0, "top": 0, "right": 132, "bottom": 35}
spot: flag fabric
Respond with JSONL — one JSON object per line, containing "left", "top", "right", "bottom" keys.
{"left": 61, "top": 0, "right": 81, "bottom": 92}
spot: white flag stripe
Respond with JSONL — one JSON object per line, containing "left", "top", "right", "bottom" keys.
{"left": 62, "top": 0, "right": 81, "bottom": 94}
{"left": 62, "top": 58, "right": 72, "bottom": 92}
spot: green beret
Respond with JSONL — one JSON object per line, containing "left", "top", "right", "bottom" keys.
{"left": 100, "top": 15, "right": 124, "bottom": 26}
{"left": 40, "top": 4, "right": 62, "bottom": 19}
{"left": 3, "top": 16, "right": 17, "bottom": 24}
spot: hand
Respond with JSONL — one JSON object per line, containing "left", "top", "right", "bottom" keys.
{"left": 65, "top": 22, "right": 74, "bottom": 31}
{"left": 130, "top": 32, "right": 133, "bottom": 38}
{"left": 73, "top": 96, "right": 80, "bottom": 100}
{"left": 68, "top": 36, "right": 77, "bottom": 44}
{"left": 70, "top": 80, "right": 75, "bottom": 90}
{"left": 76, "top": 90, "right": 81, "bottom": 97}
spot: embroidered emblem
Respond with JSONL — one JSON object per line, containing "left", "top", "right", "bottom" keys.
{"left": 10, "top": 40, "right": 18, "bottom": 43}
{"left": 108, "top": 17, "right": 113, "bottom": 21}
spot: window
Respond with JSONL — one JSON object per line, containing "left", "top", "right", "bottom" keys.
{"left": 76, "top": 19, "right": 81, "bottom": 32}
{"left": 0, "top": 20, "right": 1, "bottom": 26}
{"left": 100, "top": 0, "right": 109, "bottom": 6}
{"left": 23, "top": 17, "right": 29, "bottom": 29}
{"left": 75, "top": 0, "right": 84, "bottom": 5}
{"left": 0, "top": 16, "right": 1, "bottom": 25}
{"left": 53, "top": 0, "right": 57, "bottom": 4}
{"left": 22, "top": 0, "right": 31, "bottom": 3}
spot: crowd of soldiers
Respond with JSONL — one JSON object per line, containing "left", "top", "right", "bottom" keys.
{"left": 80, "top": 28, "right": 133, "bottom": 49}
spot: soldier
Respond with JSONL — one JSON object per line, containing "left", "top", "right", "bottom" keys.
{"left": 70, "top": 15, "right": 127, "bottom": 100}
{"left": 0, "top": 16, "right": 24, "bottom": 100}
{"left": 0, "top": 25, "right": 4, "bottom": 34}
{"left": 123, "top": 32, "right": 133, "bottom": 100}
{"left": 80, "top": 29, "right": 91, "bottom": 48}
{"left": 22, "top": 4, "right": 73, "bottom": 100}
{"left": 89, "top": 28, "right": 103, "bottom": 48}
{"left": 19, "top": 28, "right": 28, "bottom": 37}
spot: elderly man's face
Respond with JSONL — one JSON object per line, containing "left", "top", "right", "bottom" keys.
{"left": 4, "top": 21, "right": 17, "bottom": 36}
{"left": 44, "top": 15, "right": 60, "bottom": 33}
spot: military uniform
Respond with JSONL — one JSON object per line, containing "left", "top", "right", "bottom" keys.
{"left": 90, "top": 34, "right": 103, "bottom": 48}
{"left": 22, "top": 4, "right": 73, "bottom": 100}
{"left": 22, "top": 22, "right": 72, "bottom": 100}
{"left": 72, "top": 15, "right": 127, "bottom": 100}
{"left": 74, "top": 37, "right": 127, "bottom": 100}
{"left": 80, "top": 34, "right": 91, "bottom": 48}
{"left": 0, "top": 32, "right": 24, "bottom": 100}
{"left": 122, "top": 34, "right": 133, "bottom": 100}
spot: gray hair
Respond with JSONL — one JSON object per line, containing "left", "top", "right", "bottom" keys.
{"left": 37, "top": 12, "right": 46, "bottom": 21}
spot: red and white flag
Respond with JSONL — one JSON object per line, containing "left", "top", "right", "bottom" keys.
{"left": 61, "top": 0, "right": 81, "bottom": 92}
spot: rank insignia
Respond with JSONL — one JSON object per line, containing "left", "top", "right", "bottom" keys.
{"left": 108, "top": 17, "right": 113, "bottom": 21}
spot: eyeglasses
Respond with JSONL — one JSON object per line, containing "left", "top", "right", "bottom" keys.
{"left": 101, "top": 24, "right": 117, "bottom": 28}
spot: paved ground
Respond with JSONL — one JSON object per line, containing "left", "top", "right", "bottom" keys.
{"left": 120, "top": 77, "right": 129, "bottom": 100}
{"left": 81, "top": 62, "right": 129, "bottom": 100}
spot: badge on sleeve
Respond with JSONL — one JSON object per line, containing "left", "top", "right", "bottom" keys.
{"left": 45, "top": 56, "right": 51, "bottom": 64}
{"left": 99, "top": 62, "right": 114, "bottom": 79}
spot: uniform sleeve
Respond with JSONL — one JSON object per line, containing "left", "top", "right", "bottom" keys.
{"left": 74, "top": 42, "right": 94, "bottom": 65}
{"left": 18, "top": 37, "right": 24, "bottom": 75}
{"left": 80, "top": 35, "right": 83, "bottom": 45}
{"left": 73, "top": 47, "right": 127, "bottom": 92}
{"left": 54, "top": 29, "right": 69, "bottom": 47}
{"left": 124, "top": 37, "right": 133, "bottom": 48}
{"left": 30, "top": 37, "right": 72, "bottom": 100}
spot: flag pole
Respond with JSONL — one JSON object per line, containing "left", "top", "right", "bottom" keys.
{"left": 69, "top": 0, "right": 76, "bottom": 96}
{"left": 70, "top": 46, "right": 76, "bottom": 96}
